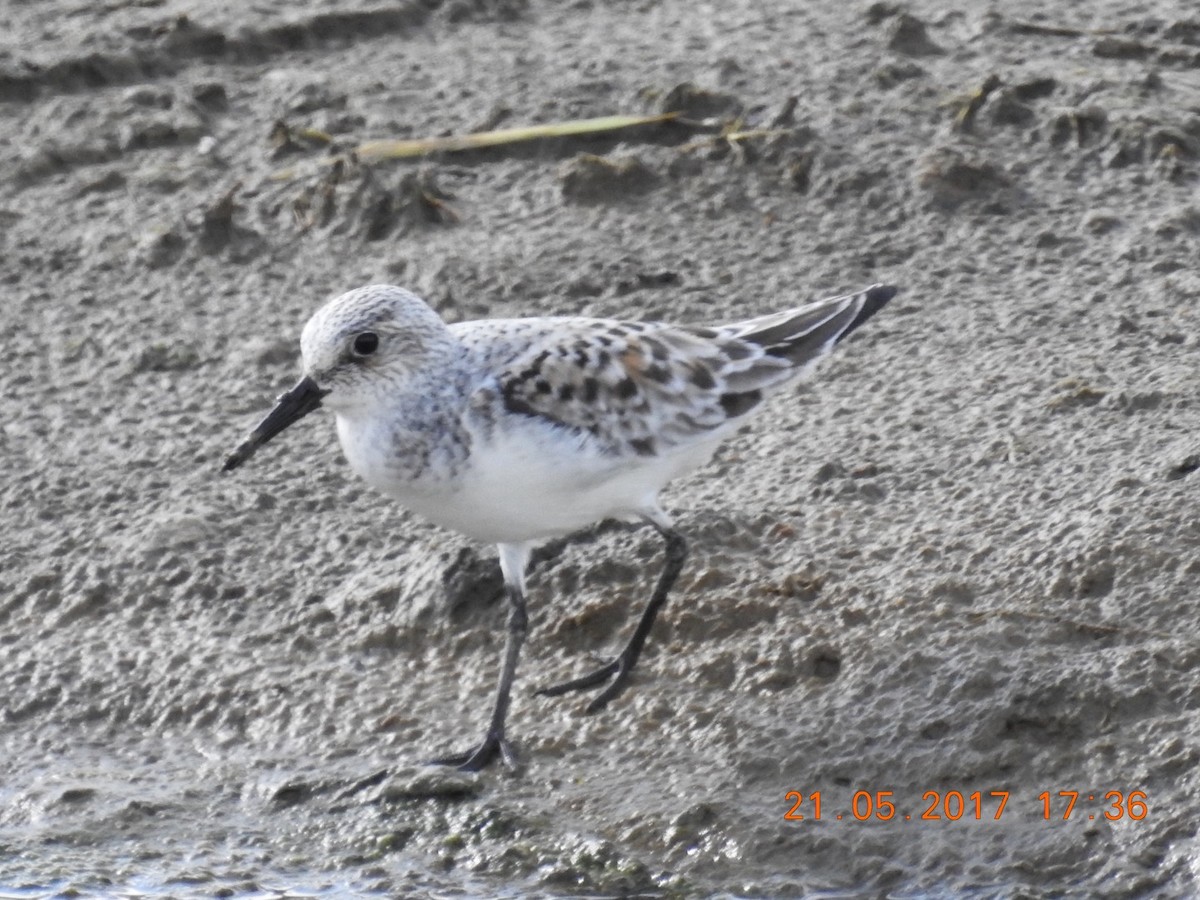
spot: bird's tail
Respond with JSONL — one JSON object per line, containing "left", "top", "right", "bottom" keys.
{"left": 662, "top": 284, "right": 896, "bottom": 423}
{"left": 718, "top": 283, "right": 896, "bottom": 372}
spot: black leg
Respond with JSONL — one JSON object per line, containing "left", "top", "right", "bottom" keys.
{"left": 536, "top": 524, "right": 688, "bottom": 714}
{"left": 428, "top": 582, "right": 528, "bottom": 771}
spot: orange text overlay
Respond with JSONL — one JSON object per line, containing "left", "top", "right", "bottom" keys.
{"left": 784, "top": 790, "right": 1148, "bottom": 822}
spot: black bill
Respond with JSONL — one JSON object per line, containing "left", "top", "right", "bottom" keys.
{"left": 223, "top": 376, "right": 329, "bottom": 472}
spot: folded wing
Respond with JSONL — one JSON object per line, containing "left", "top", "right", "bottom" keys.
{"left": 472, "top": 284, "right": 896, "bottom": 458}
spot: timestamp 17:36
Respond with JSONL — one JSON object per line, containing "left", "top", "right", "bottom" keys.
{"left": 784, "top": 790, "right": 1149, "bottom": 822}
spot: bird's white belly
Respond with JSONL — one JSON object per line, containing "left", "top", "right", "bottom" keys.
{"left": 336, "top": 411, "right": 718, "bottom": 544}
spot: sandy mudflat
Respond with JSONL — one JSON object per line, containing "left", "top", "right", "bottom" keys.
{"left": 2, "top": 0, "right": 1200, "bottom": 896}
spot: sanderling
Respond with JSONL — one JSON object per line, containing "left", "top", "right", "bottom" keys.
{"left": 224, "top": 282, "right": 896, "bottom": 770}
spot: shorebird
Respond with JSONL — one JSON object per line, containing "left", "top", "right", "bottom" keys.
{"left": 224, "top": 282, "right": 895, "bottom": 770}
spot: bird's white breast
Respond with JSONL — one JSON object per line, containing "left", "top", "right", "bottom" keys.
{"left": 335, "top": 408, "right": 718, "bottom": 544}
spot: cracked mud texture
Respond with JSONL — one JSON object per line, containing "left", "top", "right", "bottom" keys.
{"left": 3, "top": 0, "right": 1200, "bottom": 896}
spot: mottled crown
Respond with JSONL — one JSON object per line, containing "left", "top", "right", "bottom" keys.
{"left": 299, "top": 285, "right": 456, "bottom": 406}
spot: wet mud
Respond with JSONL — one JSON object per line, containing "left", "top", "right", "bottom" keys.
{"left": 3, "top": 0, "right": 1200, "bottom": 896}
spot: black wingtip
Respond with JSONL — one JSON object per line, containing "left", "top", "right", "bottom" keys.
{"left": 222, "top": 445, "right": 252, "bottom": 472}
{"left": 842, "top": 283, "right": 898, "bottom": 339}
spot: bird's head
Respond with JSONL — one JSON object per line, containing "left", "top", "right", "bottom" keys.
{"left": 223, "top": 284, "right": 451, "bottom": 471}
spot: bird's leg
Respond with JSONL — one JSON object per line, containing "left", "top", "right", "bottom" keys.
{"left": 536, "top": 521, "right": 688, "bottom": 714}
{"left": 428, "top": 544, "right": 530, "bottom": 772}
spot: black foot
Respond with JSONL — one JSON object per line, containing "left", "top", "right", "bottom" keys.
{"left": 426, "top": 730, "right": 517, "bottom": 772}
{"left": 535, "top": 653, "right": 634, "bottom": 714}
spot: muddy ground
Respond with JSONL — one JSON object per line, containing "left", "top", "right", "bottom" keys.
{"left": 3, "top": 0, "right": 1200, "bottom": 896}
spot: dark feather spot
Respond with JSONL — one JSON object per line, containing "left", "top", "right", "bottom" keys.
{"left": 685, "top": 326, "right": 718, "bottom": 339}
{"left": 615, "top": 377, "right": 638, "bottom": 399}
{"left": 598, "top": 335, "right": 614, "bottom": 348}
{"left": 720, "top": 390, "right": 762, "bottom": 417}
{"left": 559, "top": 383, "right": 575, "bottom": 401}
{"left": 690, "top": 364, "right": 716, "bottom": 390}
{"left": 644, "top": 337, "right": 671, "bottom": 361}
{"left": 720, "top": 341, "right": 755, "bottom": 361}
{"left": 583, "top": 378, "right": 600, "bottom": 403}
{"left": 644, "top": 363, "right": 672, "bottom": 383}
{"left": 535, "top": 379, "right": 552, "bottom": 394}
{"left": 629, "top": 437, "right": 656, "bottom": 457}
{"left": 502, "top": 386, "right": 539, "bottom": 418}
{"left": 608, "top": 325, "right": 627, "bottom": 337}
{"left": 597, "top": 350, "right": 610, "bottom": 367}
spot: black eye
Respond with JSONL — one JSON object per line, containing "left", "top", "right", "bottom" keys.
{"left": 351, "top": 332, "right": 379, "bottom": 357}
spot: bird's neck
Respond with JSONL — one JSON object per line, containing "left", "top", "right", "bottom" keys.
{"left": 335, "top": 347, "right": 477, "bottom": 486}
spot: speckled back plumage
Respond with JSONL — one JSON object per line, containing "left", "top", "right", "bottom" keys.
{"left": 453, "top": 284, "right": 894, "bottom": 460}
